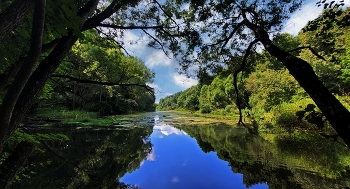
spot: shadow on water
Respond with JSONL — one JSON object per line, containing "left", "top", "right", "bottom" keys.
{"left": 177, "top": 124, "right": 350, "bottom": 189}
{"left": 11, "top": 126, "right": 153, "bottom": 189}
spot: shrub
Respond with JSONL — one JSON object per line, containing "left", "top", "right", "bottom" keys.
{"left": 272, "top": 99, "right": 317, "bottom": 130}
{"left": 200, "top": 103, "right": 212, "bottom": 113}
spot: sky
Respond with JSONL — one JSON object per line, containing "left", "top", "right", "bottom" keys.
{"left": 123, "top": 0, "right": 350, "bottom": 103}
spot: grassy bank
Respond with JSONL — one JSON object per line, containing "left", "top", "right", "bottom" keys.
{"left": 29, "top": 108, "right": 150, "bottom": 127}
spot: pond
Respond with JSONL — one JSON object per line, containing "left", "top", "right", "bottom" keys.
{"left": 12, "top": 111, "right": 350, "bottom": 189}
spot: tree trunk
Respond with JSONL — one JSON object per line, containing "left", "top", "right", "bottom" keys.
{"left": 0, "top": 140, "right": 35, "bottom": 189}
{"left": 0, "top": 0, "right": 46, "bottom": 153}
{"left": 244, "top": 19, "right": 350, "bottom": 148}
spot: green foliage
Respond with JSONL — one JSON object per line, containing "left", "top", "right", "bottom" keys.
{"left": 42, "top": 30, "right": 155, "bottom": 115}
{"left": 299, "top": 7, "right": 350, "bottom": 93}
{"left": 199, "top": 103, "right": 212, "bottom": 113}
{"left": 38, "top": 83, "right": 54, "bottom": 100}
{"left": 246, "top": 69, "right": 299, "bottom": 112}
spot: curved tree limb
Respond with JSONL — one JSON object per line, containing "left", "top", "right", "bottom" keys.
{"left": 10, "top": 0, "right": 100, "bottom": 144}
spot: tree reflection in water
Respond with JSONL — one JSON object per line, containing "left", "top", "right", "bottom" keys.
{"left": 177, "top": 125, "right": 350, "bottom": 189}
{"left": 11, "top": 126, "right": 153, "bottom": 189}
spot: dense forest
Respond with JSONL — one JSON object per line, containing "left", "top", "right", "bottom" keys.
{"left": 37, "top": 29, "right": 156, "bottom": 115}
{"left": 1, "top": 0, "right": 350, "bottom": 187}
{"left": 158, "top": 7, "right": 350, "bottom": 131}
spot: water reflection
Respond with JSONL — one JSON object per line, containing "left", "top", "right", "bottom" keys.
{"left": 177, "top": 124, "right": 350, "bottom": 189}
{"left": 11, "top": 112, "right": 350, "bottom": 189}
{"left": 120, "top": 114, "right": 268, "bottom": 189}
{"left": 12, "top": 126, "right": 153, "bottom": 189}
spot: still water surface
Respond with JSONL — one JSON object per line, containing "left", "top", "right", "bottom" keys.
{"left": 11, "top": 111, "right": 350, "bottom": 189}
{"left": 120, "top": 115, "right": 268, "bottom": 189}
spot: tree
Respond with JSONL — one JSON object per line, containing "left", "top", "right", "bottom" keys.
{"left": 298, "top": 8, "right": 350, "bottom": 93}
{"left": 50, "top": 30, "right": 155, "bottom": 114}
{"left": 151, "top": 1, "right": 350, "bottom": 147}
{"left": 0, "top": 0, "right": 176, "bottom": 186}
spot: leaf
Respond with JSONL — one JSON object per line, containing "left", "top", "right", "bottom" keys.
{"left": 323, "top": 3, "right": 329, "bottom": 9}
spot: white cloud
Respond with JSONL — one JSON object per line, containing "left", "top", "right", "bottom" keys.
{"left": 282, "top": 2, "right": 322, "bottom": 36}
{"left": 147, "top": 82, "right": 161, "bottom": 93}
{"left": 283, "top": 1, "right": 350, "bottom": 36}
{"left": 172, "top": 74, "right": 198, "bottom": 89}
{"left": 145, "top": 50, "right": 172, "bottom": 68}
{"left": 123, "top": 31, "right": 173, "bottom": 68}
{"left": 146, "top": 148, "right": 156, "bottom": 161}
{"left": 153, "top": 125, "right": 188, "bottom": 136}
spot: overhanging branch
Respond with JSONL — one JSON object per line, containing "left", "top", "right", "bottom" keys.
{"left": 82, "top": 0, "right": 122, "bottom": 31}
{"left": 51, "top": 74, "right": 154, "bottom": 91}
{"left": 96, "top": 24, "right": 173, "bottom": 30}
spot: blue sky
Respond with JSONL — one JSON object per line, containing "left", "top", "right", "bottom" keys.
{"left": 123, "top": 0, "right": 349, "bottom": 103}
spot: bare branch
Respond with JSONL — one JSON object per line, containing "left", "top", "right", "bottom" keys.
{"left": 288, "top": 46, "right": 326, "bottom": 61}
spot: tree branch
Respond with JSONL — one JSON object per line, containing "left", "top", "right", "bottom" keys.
{"left": 142, "top": 29, "right": 171, "bottom": 58}
{"left": 95, "top": 28, "right": 131, "bottom": 56}
{"left": 51, "top": 74, "right": 154, "bottom": 90}
{"left": 96, "top": 23, "right": 172, "bottom": 30}
{"left": 153, "top": 0, "right": 180, "bottom": 29}
{"left": 82, "top": 0, "right": 122, "bottom": 31}
{"left": 206, "top": 22, "right": 244, "bottom": 53}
